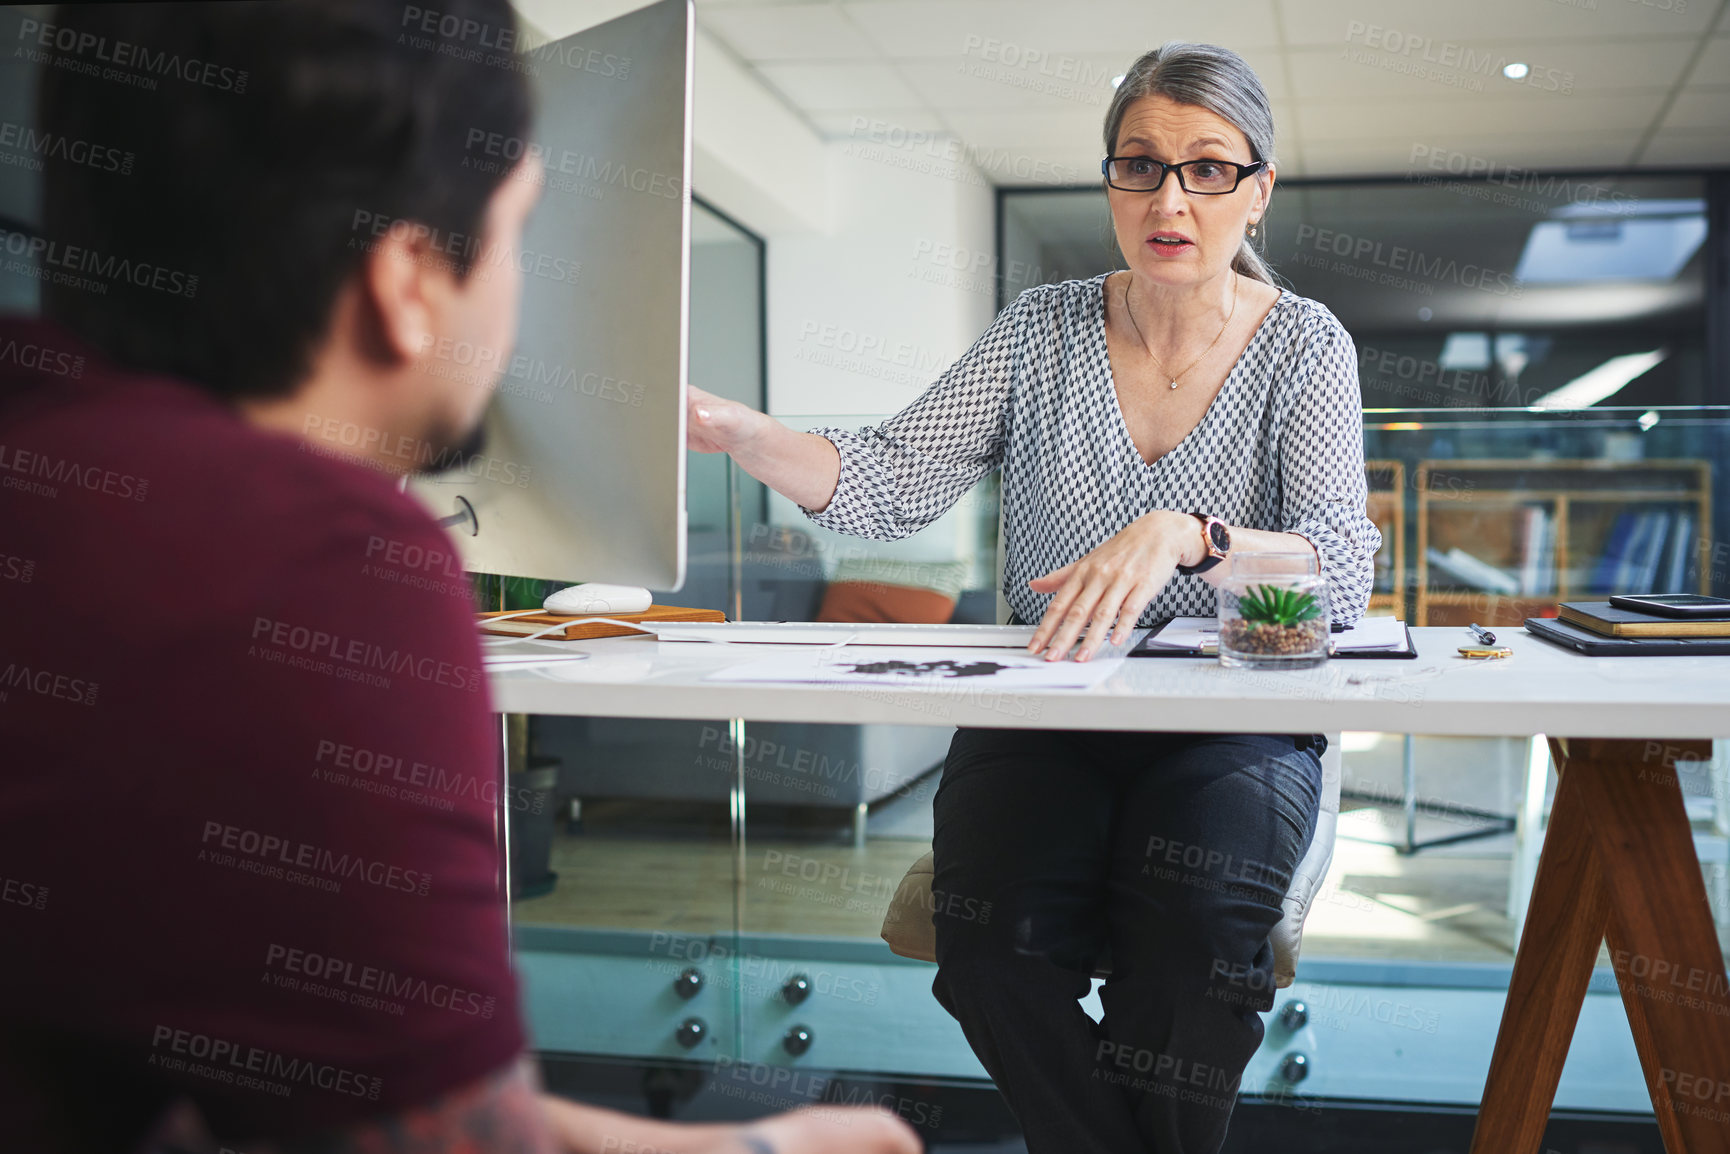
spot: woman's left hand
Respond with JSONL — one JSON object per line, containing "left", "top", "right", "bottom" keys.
{"left": 1026, "top": 510, "right": 1200, "bottom": 662}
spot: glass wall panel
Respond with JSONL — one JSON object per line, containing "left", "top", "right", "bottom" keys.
{"left": 514, "top": 201, "right": 766, "bottom": 1069}
{"left": 1002, "top": 175, "right": 1711, "bottom": 408}
{"left": 515, "top": 173, "right": 1726, "bottom": 1124}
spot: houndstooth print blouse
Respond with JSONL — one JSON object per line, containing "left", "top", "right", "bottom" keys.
{"left": 799, "top": 273, "right": 1381, "bottom": 629}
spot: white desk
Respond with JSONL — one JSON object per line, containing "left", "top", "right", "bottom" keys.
{"left": 490, "top": 625, "right": 1730, "bottom": 1152}
{"left": 491, "top": 626, "right": 1729, "bottom": 741}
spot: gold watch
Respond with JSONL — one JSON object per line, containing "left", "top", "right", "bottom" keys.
{"left": 1175, "top": 512, "right": 1231, "bottom": 575}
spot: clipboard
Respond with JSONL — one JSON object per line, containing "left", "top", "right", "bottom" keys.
{"left": 1130, "top": 618, "right": 1419, "bottom": 660}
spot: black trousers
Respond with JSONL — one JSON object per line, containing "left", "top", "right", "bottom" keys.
{"left": 929, "top": 725, "right": 1323, "bottom": 1154}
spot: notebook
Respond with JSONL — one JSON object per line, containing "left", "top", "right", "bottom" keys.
{"left": 1524, "top": 616, "right": 1730, "bottom": 657}
{"left": 1555, "top": 601, "right": 1730, "bottom": 639}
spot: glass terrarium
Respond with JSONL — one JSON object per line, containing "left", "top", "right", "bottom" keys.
{"left": 1218, "top": 552, "right": 1331, "bottom": 670}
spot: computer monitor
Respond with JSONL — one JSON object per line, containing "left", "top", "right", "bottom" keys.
{"left": 406, "top": 0, "right": 692, "bottom": 591}
{"left": 0, "top": 0, "right": 692, "bottom": 591}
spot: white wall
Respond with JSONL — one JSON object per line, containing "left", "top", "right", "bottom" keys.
{"left": 516, "top": 1, "right": 1001, "bottom": 576}
{"left": 766, "top": 135, "right": 996, "bottom": 419}
{"left": 513, "top": 1, "right": 999, "bottom": 418}
{"left": 761, "top": 131, "right": 999, "bottom": 576}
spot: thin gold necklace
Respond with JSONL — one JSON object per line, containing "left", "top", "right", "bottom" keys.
{"left": 1121, "top": 272, "right": 1239, "bottom": 390}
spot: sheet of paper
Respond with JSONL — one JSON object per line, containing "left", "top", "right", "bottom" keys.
{"left": 1143, "top": 618, "right": 1220, "bottom": 650}
{"left": 707, "top": 645, "right": 1123, "bottom": 689}
{"left": 483, "top": 640, "right": 593, "bottom": 670}
{"left": 1146, "top": 616, "right": 1409, "bottom": 652}
{"left": 1334, "top": 615, "right": 1409, "bottom": 651}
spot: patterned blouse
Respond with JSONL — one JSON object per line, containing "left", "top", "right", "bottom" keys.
{"left": 799, "top": 273, "right": 1381, "bottom": 629}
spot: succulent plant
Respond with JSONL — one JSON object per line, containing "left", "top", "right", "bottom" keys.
{"left": 1236, "top": 584, "right": 1322, "bottom": 627}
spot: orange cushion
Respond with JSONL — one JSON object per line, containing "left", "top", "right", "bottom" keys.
{"left": 814, "top": 580, "right": 957, "bottom": 624}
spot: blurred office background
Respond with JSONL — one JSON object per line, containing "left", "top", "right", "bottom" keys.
{"left": 6, "top": 0, "right": 1723, "bottom": 1149}
{"left": 511, "top": 2, "right": 1730, "bottom": 1151}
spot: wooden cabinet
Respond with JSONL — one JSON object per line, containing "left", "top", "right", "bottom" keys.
{"left": 1366, "top": 460, "right": 1405, "bottom": 618}
{"left": 1411, "top": 459, "right": 1712, "bottom": 627}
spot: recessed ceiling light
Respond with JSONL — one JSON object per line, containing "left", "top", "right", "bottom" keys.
{"left": 1111, "top": 74, "right": 1125, "bottom": 87}
{"left": 1515, "top": 202, "right": 1707, "bottom": 283}
{"left": 1502, "top": 62, "right": 1530, "bottom": 80}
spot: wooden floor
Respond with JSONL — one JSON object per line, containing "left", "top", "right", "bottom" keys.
{"left": 514, "top": 799, "right": 1551, "bottom": 962}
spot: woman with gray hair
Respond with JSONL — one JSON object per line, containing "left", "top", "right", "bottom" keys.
{"left": 688, "top": 42, "right": 1379, "bottom": 1154}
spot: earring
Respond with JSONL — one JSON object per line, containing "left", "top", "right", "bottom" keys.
{"left": 1247, "top": 223, "right": 1258, "bottom": 238}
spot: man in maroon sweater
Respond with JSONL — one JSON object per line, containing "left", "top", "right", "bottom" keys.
{"left": 0, "top": 4, "right": 917, "bottom": 1153}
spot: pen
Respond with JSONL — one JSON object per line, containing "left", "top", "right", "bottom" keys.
{"left": 1468, "top": 623, "right": 1496, "bottom": 645}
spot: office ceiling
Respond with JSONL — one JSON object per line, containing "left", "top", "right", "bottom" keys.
{"left": 691, "top": 0, "right": 1730, "bottom": 180}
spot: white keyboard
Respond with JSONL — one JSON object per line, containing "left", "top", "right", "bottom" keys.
{"left": 649, "top": 621, "right": 1039, "bottom": 647}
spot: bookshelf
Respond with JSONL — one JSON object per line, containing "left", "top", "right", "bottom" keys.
{"left": 1365, "top": 460, "right": 1404, "bottom": 618}
{"left": 1413, "top": 459, "right": 1712, "bottom": 627}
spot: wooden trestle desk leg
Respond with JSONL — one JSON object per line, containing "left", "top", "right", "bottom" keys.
{"left": 1469, "top": 738, "right": 1730, "bottom": 1153}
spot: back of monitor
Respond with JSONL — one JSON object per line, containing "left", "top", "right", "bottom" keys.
{"left": 408, "top": 0, "right": 692, "bottom": 590}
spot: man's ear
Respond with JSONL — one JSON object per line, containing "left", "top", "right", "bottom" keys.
{"left": 356, "top": 221, "right": 447, "bottom": 367}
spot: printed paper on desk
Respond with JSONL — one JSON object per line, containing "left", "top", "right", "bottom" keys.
{"left": 707, "top": 646, "right": 1124, "bottom": 689}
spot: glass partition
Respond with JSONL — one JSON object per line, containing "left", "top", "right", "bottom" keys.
{"left": 1002, "top": 174, "right": 1711, "bottom": 409}
{"left": 718, "top": 406, "right": 1730, "bottom": 1116}
{"left": 510, "top": 200, "right": 766, "bottom": 1070}
{"left": 514, "top": 405, "right": 1729, "bottom": 1119}
{"left": 512, "top": 174, "right": 1726, "bottom": 1133}
{"left": 1362, "top": 405, "right": 1728, "bottom": 627}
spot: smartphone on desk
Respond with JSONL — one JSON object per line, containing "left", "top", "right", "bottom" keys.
{"left": 1606, "top": 593, "right": 1730, "bottom": 619}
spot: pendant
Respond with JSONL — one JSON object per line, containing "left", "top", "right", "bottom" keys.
{"left": 1169, "top": 380, "right": 1179, "bottom": 390}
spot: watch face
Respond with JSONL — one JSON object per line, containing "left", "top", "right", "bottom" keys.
{"left": 1206, "top": 521, "right": 1230, "bottom": 553}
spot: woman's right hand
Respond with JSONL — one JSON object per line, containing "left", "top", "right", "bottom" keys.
{"left": 688, "top": 384, "right": 773, "bottom": 456}
{"left": 684, "top": 385, "right": 842, "bottom": 514}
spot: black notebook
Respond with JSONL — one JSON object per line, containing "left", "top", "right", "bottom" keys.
{"left": 1525, "top": 616, "right": 1730, "bottom": 657}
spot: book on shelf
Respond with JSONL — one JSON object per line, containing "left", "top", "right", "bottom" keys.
{"left": 1556, "top": 601, "right": 1730, "bottom": 639}
{"left": 1591, "top": 511, "right": 1638, "bottom": 593}
{"left": 1636, "top": 513, "right": 1669, "bottom": 592}
{"left": 1538, "top": 514, "right": 1557, "bottom": 595}
{"left": 1661, "top": 512, "right": 1693, "bottom": 592}
{"left": 1425, "top": 546, "right": 1519, "bottom": 595}
{"left": 1517, "top": 505, "right": 1556, "bottom": 596}
{"left": 1614, "top": 512, "right": 1653, "bottom": 593}
{"left": 1591, "top": 508, "right": 1694, "bottom": 594}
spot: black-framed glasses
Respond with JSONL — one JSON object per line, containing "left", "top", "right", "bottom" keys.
{"left": 1101, "top": 156, "right": 1265, "bottom": 195}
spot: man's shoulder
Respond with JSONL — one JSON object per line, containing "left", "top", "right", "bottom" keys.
{"left": 3, "top": 342, "right": 438, "bottom": 539}
{"left": 0, "top": 331, "right": 467, "bottom": 636}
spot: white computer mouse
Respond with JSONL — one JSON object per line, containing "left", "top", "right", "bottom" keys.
{"left": 543, "top": 583, "right": 654, "bottom": 615}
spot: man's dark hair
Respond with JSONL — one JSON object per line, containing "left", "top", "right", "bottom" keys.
{"left": 37, "top": 0, "right": 534, "bottom": 401}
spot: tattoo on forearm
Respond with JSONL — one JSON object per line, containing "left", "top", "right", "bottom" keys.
{"left": 256, "top": 1061, "right": 554, "bottom": 1154}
